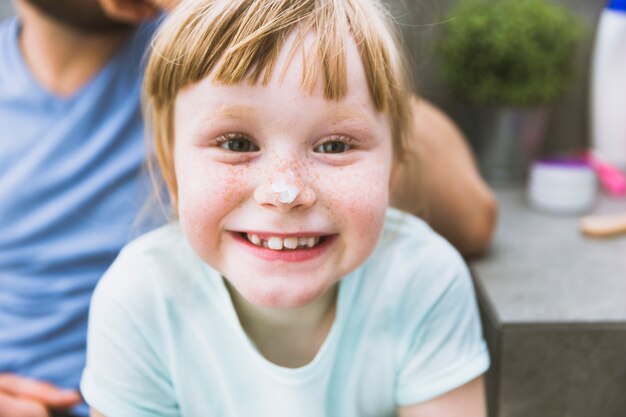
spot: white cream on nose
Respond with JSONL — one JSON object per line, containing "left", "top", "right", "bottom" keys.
{"left": 271, "top": 180, "right": 300, "bottom": 204}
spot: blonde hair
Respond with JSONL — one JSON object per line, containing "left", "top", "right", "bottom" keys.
{"left": 144, "top": 0, "right": 414, "bottom": 203}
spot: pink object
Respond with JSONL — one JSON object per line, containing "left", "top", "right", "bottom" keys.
{"left": 584, "top": 151, "right": 626, "bottom": 197}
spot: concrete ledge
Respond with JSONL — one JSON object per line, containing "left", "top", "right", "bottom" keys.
{"left": 470, "top": 187, "right": 626, "bottom": 416}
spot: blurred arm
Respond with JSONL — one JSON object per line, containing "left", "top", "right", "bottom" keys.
{"left": 390, "top": 97, "right": 497, "bottom": 257}
{"left": 397, "top": 377, "right": 487, "bottom": 417}
{"left": 0, "top": 374, "right": 81, "bottom": 417}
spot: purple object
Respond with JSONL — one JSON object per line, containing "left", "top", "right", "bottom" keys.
{"left": 534, "top": 157, "right": 590, "bottom": 168}
{"left": 535, "top": 153, "right": 626, "bottom": 197}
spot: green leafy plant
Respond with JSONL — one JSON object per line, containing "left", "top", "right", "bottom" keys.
{"left": 439, "top": 0, "right": 585, "bottom": 106}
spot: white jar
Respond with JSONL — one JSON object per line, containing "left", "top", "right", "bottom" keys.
{"left": 528, "top": 159, "right": 597, "bottom": 215}
{"left": 590, "top": 0, "right": 626, "bottom": 170}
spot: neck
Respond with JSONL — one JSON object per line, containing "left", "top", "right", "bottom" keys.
{"left": 16, "top": 2, "right": 131, "bottom": 97}
{"left": 227, "top": 282, "right": 338, "bottom": 368}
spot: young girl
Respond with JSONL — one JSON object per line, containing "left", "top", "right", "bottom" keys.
{"left": 81, "top": 0, "right": 489, "bottom": 416}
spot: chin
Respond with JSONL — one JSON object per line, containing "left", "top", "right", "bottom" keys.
{"left": 234, "top": 276, "right": 332, "bottom": 309}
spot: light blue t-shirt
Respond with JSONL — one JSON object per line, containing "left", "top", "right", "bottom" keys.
{"left": 0, "top": 16, "right": 157, "bottom": 412}
{"left": 81, "top": 208, "right": 489, "bottom": 417}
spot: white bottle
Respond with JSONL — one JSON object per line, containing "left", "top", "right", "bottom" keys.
{"left": 591, "top": 0, "right": 626, "bottom": 170}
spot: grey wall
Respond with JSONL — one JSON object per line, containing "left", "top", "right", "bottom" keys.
{"left": 0, "top": 0, "right": 13, "bottom": 20}
{"left": 386, "top": 0, "right": 606, "bottom": 155}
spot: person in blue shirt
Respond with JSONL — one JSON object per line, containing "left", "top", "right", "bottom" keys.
{"left": 0, "top": 0, "right": 496, "bottom": 416}
{"left": 82, "top": 0, "right": 489, "bottom": 415}
{"left": 0, "top": 1, "right": 156, "bottom": 416}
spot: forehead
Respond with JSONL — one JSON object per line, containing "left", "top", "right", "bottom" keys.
{"left": 189, "top": 31, "right": 374, "bottom": 106}
{"left": 266, "top": 30, "right": 364, "bottom": 97}
{"left": 175, "top": 32, "right": 389, "bottom": 133}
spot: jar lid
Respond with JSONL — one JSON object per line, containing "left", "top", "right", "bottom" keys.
{"left": 531, "top": 158, "right": 595, "bottom": 186}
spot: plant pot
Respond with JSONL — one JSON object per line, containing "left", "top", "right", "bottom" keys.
{"left": 460, "top": 106, "right": 551, "bottom": 185}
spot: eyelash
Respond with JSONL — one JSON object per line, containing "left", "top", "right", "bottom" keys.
{"left": 214, "top": 133, "right": 356, "bottom": 154}
{"left": 215, "top": 133, "right": 259, "bottom": 153}
{"left": 314, "top": 136, "right": 356, "bottom": 154}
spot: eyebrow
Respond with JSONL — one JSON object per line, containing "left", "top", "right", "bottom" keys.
{"left": 203, "top": 104, "right": 377, "bottom": 131}
{"left": 325, "top": 107, "right": 379, "bottom": 129}
{"left": 195, "top": 104, "right": 258, "bottom": 131}
{"left": 214, "top": 104, "right": 256, "bottom": 120}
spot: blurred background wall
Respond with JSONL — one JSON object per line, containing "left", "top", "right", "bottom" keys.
{"left": 386, "top": 0, "right": 605, "bottom": 156}
{"left": 0, "top": 0, "right": 605, "bottom": 155}
{"left": 0, "top": 0, "right": 13, "bottom": 19}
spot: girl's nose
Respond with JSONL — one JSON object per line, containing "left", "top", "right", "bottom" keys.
{"left": 254, "top": 178, "right": 316, "bottom": 211}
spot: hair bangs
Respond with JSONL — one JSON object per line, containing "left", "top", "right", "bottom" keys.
{"left": 147, "top": 0, "right": 407, "bottom": 106}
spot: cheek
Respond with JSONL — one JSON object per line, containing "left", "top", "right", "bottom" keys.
{"left": 175, "top": 153, "right": 248, "bottom": 245}
{"left": 319, "top": 158, "right": 390, "bottom": 238}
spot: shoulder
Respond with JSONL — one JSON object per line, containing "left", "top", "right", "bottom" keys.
{"left": 113, "top": 19, "right": 160, "bottom": 76}
{"left": 110, "top": 221, "right": 189, "bottom": 271}
{"left": 359, "top": 208, "right": 475, "bottom": 328}
{"left": 122, "top": 220, "right": 187, "bottom": 253}
{"left": 82, "top": 224, "right": 184, "bottom": 416}
{"left": 370, "top": 208, "right": 468, "bottom": 287}
{"left": 360, "top": 211, "right": 489, "bottom": 405}
{"left": 133, "top": 19, "right": 160, "bottom": 59}
{"left": 92, "top": 222, "right": 204, "bottom": 315}
{"left": 0, "top": 16, "right": 15, "bottom": 37}
{"left": 0, "top": 17, "right": 17, "bottom": 78}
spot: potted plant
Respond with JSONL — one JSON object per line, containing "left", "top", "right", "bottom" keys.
{"left": 439, "top": 0, "right": 585, "bottom": 184}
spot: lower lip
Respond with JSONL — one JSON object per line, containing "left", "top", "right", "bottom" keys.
{"left": 231, "top": 233, "right": 336, "bottom": 262}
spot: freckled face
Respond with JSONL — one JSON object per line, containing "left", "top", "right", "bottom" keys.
{"left": 173, "top": 33, "right": 393, "bottom": 309}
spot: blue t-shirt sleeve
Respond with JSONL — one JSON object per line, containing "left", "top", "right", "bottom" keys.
{"left": 394, "top": 240, "right": 490, "bottom": 406}
{"left": 80, "top": 252, "right": 179, "bottom": 417}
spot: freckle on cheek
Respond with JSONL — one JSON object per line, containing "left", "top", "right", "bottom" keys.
{"left": 220, "top": 168, "right": 241, "bottom": 201}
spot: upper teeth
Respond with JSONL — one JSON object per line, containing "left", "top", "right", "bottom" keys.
{"left": 246, "top": 234, "right": 320, "bottom": 250}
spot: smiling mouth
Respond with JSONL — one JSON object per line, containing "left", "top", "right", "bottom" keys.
{"left": 240, "top": 233, "right": 326, "bottom": 251}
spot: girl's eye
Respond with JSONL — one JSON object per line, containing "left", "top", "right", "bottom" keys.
{"left": 314, "top": 139, "right": 352, "bottom": 154}
{"left": 217, "top": 135, "right": 259, "bottom": 152}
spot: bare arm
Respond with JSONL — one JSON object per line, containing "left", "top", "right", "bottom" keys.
{"left": 0, "top": 374, "right": 81, "bottom": 417}
{"left": 398, "top": 377, "right": 487, "bottom": 417}
{"left": 91, "top": 410, "right": 106, "bottom": 417}
{"left": 390, "top": 97, "right": 497, "bottom": 257}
